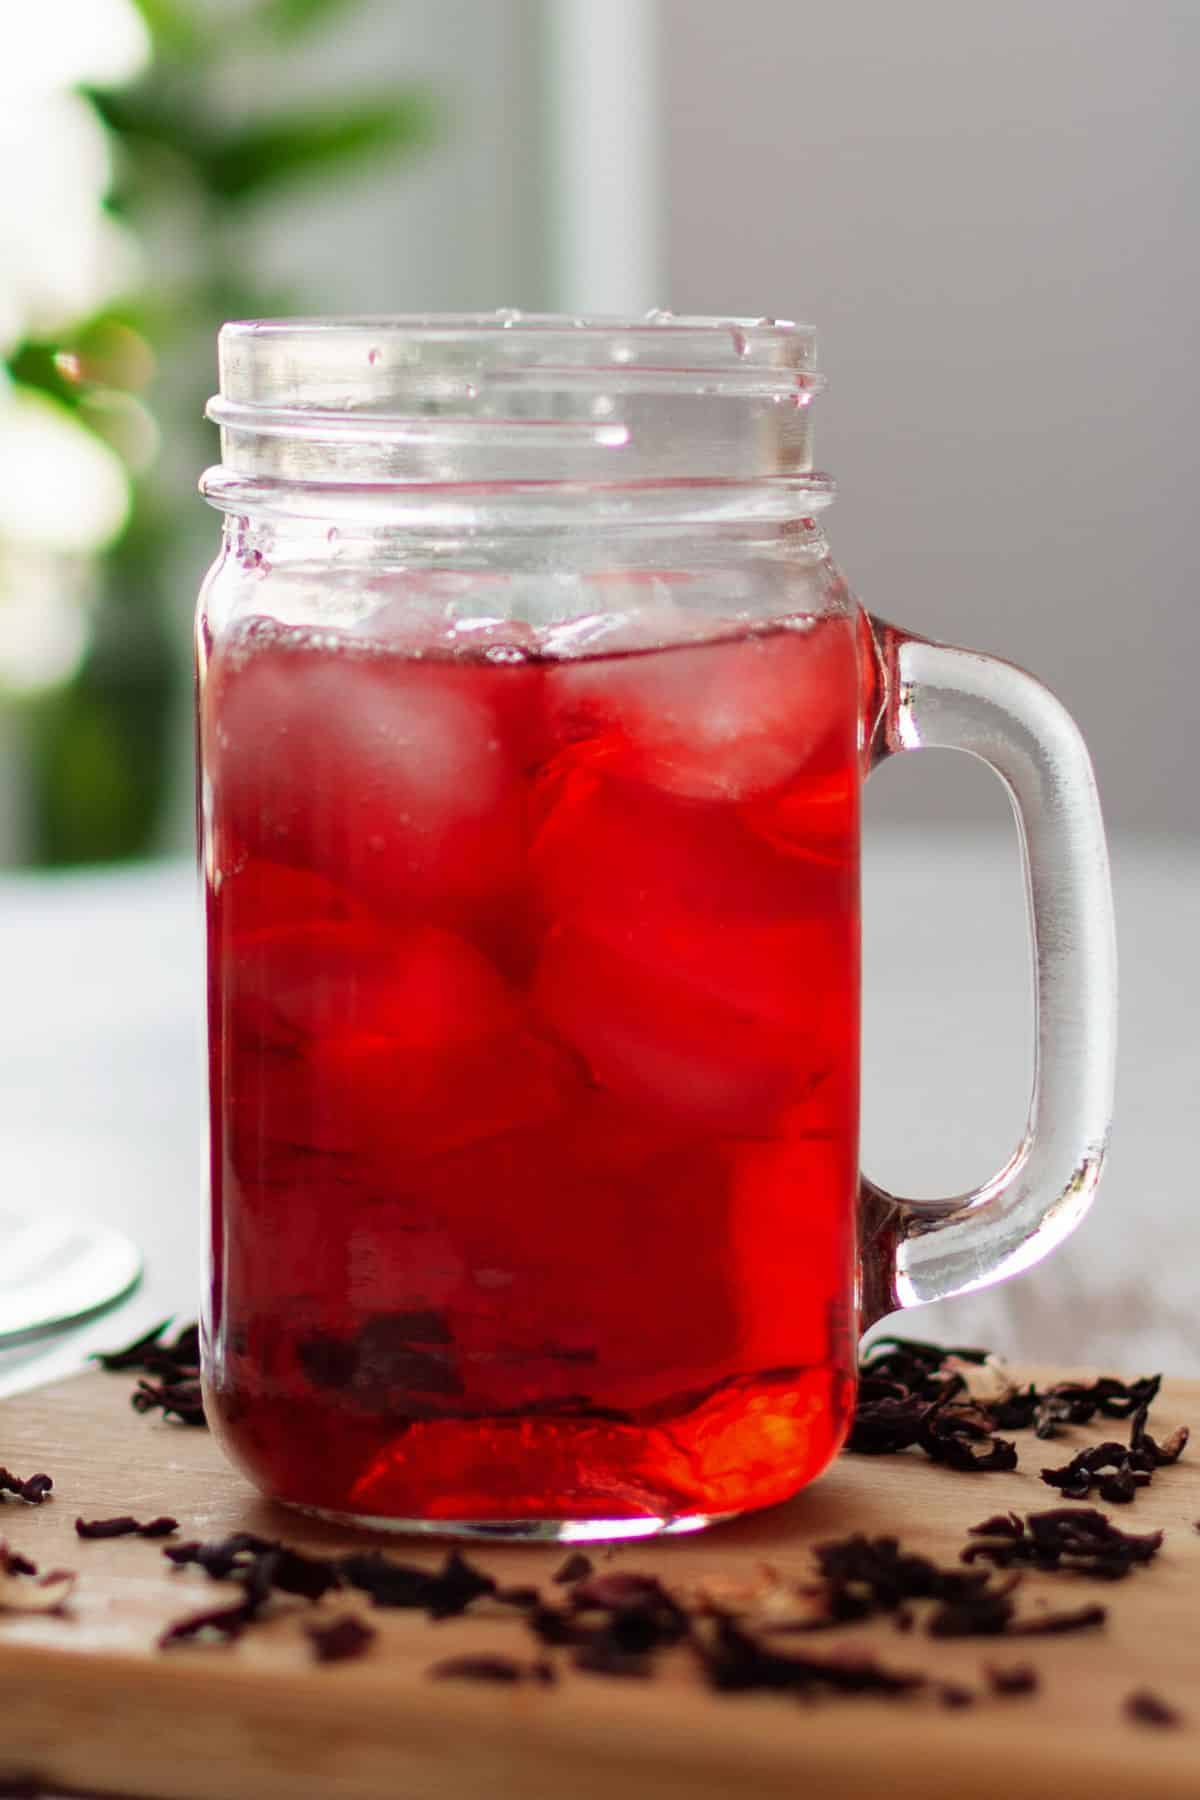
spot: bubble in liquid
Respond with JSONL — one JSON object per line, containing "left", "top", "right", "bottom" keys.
{"left": 367, "top": 347, "right": 382, "bottom": 366}
{"left": 326, "top": 526, "right": 340, "bottom": 545}
{"left": 495, "top": 308, "right": 522, "bottom": 328}
{"left": 643, "top": 307, "right": 675, "bottom": 324}
{"left": 729, "top": 326, "right": 749, "bottom": 358}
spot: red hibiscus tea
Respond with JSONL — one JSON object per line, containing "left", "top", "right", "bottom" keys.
{"left": 200, "top": 601, "right": 861, "bottom": 1531}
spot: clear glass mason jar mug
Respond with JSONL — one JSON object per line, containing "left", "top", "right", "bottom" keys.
{"left": 197, "top": 314, "right": 1117, "bottom": 1540}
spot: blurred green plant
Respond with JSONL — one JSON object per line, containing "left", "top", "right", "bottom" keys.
{"left": 3, "top": 0, "right": 435, "bottom": 865}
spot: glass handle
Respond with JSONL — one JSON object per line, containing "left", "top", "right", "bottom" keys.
{"left": 858, "top": 614, "right": 1118, "bottom": 1328}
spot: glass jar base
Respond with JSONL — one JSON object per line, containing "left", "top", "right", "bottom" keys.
{"left": 284, "top": 1501, "right": 737, "bottom": 1544}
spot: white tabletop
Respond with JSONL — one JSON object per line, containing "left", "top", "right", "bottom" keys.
{"left": 0, "top": 827, "right": 1195, "bottom": 1396}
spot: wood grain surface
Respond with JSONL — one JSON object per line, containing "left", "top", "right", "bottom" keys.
{"left": 1, "top": 1368, "right": 1198, "bottom": 1800}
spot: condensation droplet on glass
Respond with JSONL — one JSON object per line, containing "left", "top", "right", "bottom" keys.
{"left": 591, "top": 394, "right": 616, "bottom": 419}
{"left": 367, "top": 834, "right": 385, "bottom": 854}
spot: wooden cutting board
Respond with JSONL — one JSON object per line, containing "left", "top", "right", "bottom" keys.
{"left": 1, "top": 1368, "right": 1198, "bottom": 1800}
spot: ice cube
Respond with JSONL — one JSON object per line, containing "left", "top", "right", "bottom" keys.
{"left": 229, "top": 919, "right": 519, "bottom": 1047}
{"left": 212, "top": 858, "right": 364, "bottom": 942}
{"left": 205, "top": 618, "right": 526, "bottom": 917}
{"left": 527, "top": 763, "right": 855, "bottom": 1135}
{"left": 533, "top": 923, "right": 821, "bottom": 1137}
{"left": 530, "top": 762, "right": 854, "bottom": 931}
{"left": 544, "top": 615, "right": 856, "bottom": 803}
{"left": 224, "top": 921, "right": 575, "bottom": 1170}
{"left": 322, "top": 1023, "right": 575, "bottom": 1167}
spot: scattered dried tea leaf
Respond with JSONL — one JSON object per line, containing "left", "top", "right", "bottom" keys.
{"left": 165, "top": 1532, "right": 275, "bottom": 1578}
{"left": 340, "top": 1548, "right": 495, "bottom": 1619}
{"left": 426, "top": 1552, "right": 499, "bottom": 1621}
{"left": 0, "top": 1544, "right": 75, "bottom": 1614}
{"left": 95, "top": 1320, "right": 208, "bottom": 1430}
{"left": 569, "top": 1571, "right": 689, "bottom": 1649}
{"left": 985, "top": 1662, "right": 1039, "bottom": 1695}
{"left": 964, "top": 1509, "right": 1162, "bottom": 1580}
{"left": 850, "top": 1342, "right": 1018, "bottom": 1471}
{"left": 1125, "top": 1689, "right": 1182, "bottom": 1727}
{"left": 165, "top": 1532, "right": 341, "bottom": 1604}
{"left": 429, "top": 1654, "right": 546, "bottom": 1684}
{"left": 573, "top": 1640, "right": 654, "bottom": 1678}
{"left": 131, "top": 1376, "right": 206, "bottom": 1427}
{"left": 937, "top": 1682, "right": 976, "bottom": 1709}
{"left": 158, "top": 1595, "right": 263, "bottom": 1648}
{"left": 694, "top": 1614, "right": 925, "bottom": 1697}
{"left": 853, "top": 1342, "right": 1176, "bottom": 1483}
{"left": 529, "top": 1604, "right": 580, "bottom": 1647}
{"left": 490, "top": 1585, "right": 540, "bottom": 1611}
{"left": 926, "top": 1583, "right": 1020, "bottom": 1639}
{"left": 1004, "top": 1603, "right": 1107, "bottom": 1637}
{"left": 942, "top": 1355, "right": 1017, "bottom": 1408}
{"left": 0, "top": 1469, "right": 52, "bottom": 1505}
{"left": 552, "top": 1551, "right": 594, "bottom": 1585}
{"left": 92, "top": 1319, "right": 199, "bottom": 1375}
{"left": 813, "top": 1533, "right": 995, "bottom": 1626}
{"left": 305, "top": 1615, "right": 376, "bottom": 1664}
{"left": 76, "top": 1515, "right": 178, "bottom": 1540}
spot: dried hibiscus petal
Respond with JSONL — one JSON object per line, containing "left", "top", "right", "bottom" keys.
{"left": 0, "top": 1544, "right": 76, "bottom": 1615}
{"left": 695, "top": 1614, "right": 925, "bottom": 1696}
{"left": 159, "top": 1596, "right": 262, "bottom": 1647}
{"left": 1005, "top": 1603, "right": 1107, "bottom": 1636}
{"left": 964, "top": 1508, "right": 1161, "bottom": 1580}
{"left": 305, "top": 1615, "right": 376, "bottom": 1663}
{"left": 986, "top": 1662, "right": 1039, "bottom": 1695}
{"left": 76, "top": 1515, "right": 178, "bottom": 1540}
{"left": 552, "top": 1551, "right": 594, "bottom": 1585}
{"left": 1125, "top": 1689, "right": 1182, "bottom": 1727}
{"left": 0, "top": 1469, "right": 52, "bottom": 1505}
{"left": 131, "top": 1376, "right": 206, "bottom": 1427}
{"left": 429, "top": 1654, "right": 548, "bottom": 1684}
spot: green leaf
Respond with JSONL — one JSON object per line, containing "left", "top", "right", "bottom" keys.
{"left": 86, "top": 86, "right": 210, "bottom": 164}
{"left": 251, "top": 0, "right": 362, "bottom": 41}
{"left": 199, "top": 89, "right": 436, "bottom": 200}
{"left": 6, "top": 343, "right": 86, "bottom": 412}
{"left": 127, "top": 0, "right": 210, "bottom": 60}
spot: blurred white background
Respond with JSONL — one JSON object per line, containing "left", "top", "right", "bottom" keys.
{"left": 0, "top": 0, "right": 1195, "bottom": 1386}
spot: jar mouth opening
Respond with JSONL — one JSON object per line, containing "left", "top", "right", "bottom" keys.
{"left": 218, "top": 308, "right": 816, "bottom": 364}
{"left": 209, "top": 312, "right": 824, "bottom": 489}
